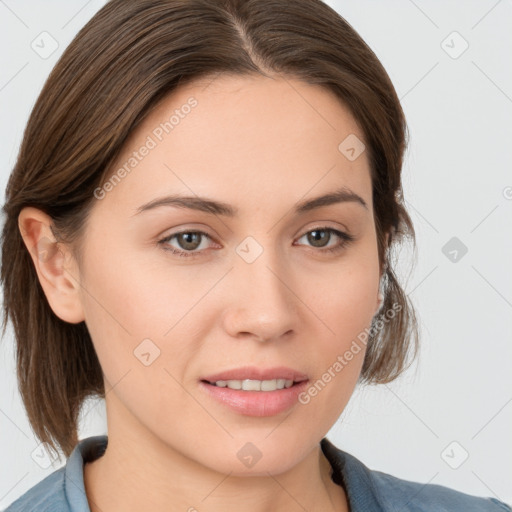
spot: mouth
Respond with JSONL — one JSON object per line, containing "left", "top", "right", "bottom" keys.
{"left": 198, "top": 366, "right": 310, "bottom": 416}
{"left": 200, "top": 378, "right": 307, "bottom": 392}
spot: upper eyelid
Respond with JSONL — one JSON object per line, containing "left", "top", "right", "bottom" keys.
{"left": 160, "top": 225, "right": 350, "bottom": 246}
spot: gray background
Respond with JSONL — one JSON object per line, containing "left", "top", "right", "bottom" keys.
{"left": 1, "top": 0, "right": 511, "bottom": 508}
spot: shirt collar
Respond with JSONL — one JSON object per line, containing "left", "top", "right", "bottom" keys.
{"left": 321, "top": 437, "right": 385, "bottom": 511}
{"left": 64, "top": 435, "right": 107, "bottom": 512}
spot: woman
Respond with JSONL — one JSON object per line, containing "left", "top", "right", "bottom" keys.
{"left": 1, "top": 0, "right": 510, "bottom": 511}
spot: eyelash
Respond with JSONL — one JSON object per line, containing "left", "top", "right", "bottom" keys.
{"left": 158, "top": 227, "right": 355, "bottom": 258}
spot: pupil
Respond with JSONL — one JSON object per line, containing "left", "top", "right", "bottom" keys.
{"left": 179, "top": 232, "right": 200, "bottom": 250}
{"left": 308, "top": 230, "right": 329, "bottom": 247}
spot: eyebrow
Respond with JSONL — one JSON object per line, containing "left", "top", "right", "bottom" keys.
{"left": 133, "top": 185, "right": 368, "bottom": 217}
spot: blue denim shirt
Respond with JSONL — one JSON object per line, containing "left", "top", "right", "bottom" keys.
{"left": 3, "top": 435, "right": 511, "bottom": 511}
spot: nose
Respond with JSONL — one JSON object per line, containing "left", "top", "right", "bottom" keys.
{"left": 221, "top": 246, "right": 299, "bottom": 343}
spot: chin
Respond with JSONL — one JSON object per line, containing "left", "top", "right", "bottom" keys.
{"left": 193, "top": 433, "right": 316, "bottom": 477}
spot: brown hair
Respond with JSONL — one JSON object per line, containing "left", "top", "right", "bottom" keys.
{"left": 1, "top": 0, "right": 419, "bottom": 459}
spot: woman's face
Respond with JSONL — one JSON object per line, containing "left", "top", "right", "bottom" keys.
{"left": 74, "top": 73, "right": 381, "bottom": 475}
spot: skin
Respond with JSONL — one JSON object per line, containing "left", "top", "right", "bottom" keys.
{"left": 19, "top": 73, "right": 385, "bottom": 512}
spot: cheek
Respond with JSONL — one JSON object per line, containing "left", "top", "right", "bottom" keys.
{"left": 80, "top": 237, "right": 189, "bottom": 339}
{"left": 77, "top": 242, "right": 181, "bottom": 386}
{"left": 298, "top": 247, "right": 379, "bottom": 418}
{"left": 306, "top": 249, "right": 380, "bottom": 348}
{"left": 78, "top": 251, "right": 196, "bottom": 432}
{"left": 78, "top": 238, "right": 218, "bottom": 403}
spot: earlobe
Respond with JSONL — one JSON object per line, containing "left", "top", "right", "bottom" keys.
{"left": 18, "top": 207, "right": 86, "bottom": 324}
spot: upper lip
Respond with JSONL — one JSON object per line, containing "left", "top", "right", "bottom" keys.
{"left": 201, "top": 366, "right": 309, "bottom": 383}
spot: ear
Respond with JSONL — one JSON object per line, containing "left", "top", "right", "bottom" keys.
{"left": 18, "top": 206, "right": 85, "bottom": 324}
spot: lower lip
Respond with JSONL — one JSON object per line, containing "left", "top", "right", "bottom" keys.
{"left": 199, "top": 380, "right": 309, "bottom": 417}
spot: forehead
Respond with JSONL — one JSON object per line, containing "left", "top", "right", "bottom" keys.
{"left": 94, "top": 73, "right": 371, "bottom": 218}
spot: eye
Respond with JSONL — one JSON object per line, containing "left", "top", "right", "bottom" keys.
{"left": 158, "top": 226, "right": 354, "bottom": 258}
{"left": 295, "top": 227, "right": 355, "bottom": 254}
{"left": 158, "top": 230, "right": 214, "bottom": 258}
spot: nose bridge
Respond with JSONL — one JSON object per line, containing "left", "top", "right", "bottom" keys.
{"left": 225, "top": 235, "right": 298, "bottom": 340}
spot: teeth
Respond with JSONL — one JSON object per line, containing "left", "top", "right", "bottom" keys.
{"left": 212, "top": 379, "right": 294, "bottom": 391}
